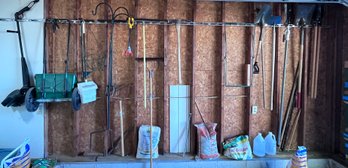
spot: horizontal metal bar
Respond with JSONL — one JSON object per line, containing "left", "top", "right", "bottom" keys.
{"left": 35, "top": 98, "right": 72, "bottom": 103}
{"left": 198, "top": 0, "right": 342, "bottom": 4}
{"left": 111, "top": 95, "right": 247, "bottom": 100}
{"left": 0, "top": 18, "right": 317, "bottom": 28}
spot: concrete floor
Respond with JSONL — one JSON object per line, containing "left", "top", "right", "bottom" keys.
{"left": 51, "top": 153, "right": 347, "bottom": 168}
{"left": 55, "top": 158, "right": 345, "bottom": 168}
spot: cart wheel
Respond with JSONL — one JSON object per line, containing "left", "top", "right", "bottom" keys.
{"left": 72, "top": 88, "right": 81, "bottom": 111}
{"left": 25, "top": 87, "right": 39, "bottom": 112}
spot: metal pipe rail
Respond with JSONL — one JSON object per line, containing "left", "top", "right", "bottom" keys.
{"left": 0, "top": 18, "right": 318, "bottom": 28}
{"left": 199, "top": 0, "right": 348, "bottom": 7}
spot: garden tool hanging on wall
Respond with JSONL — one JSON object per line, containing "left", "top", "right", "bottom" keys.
{"left": 254, "top": 5, "right": 272, "bottom": 109}
{"left": 270, "top": 10, "right": 281, "bottom": 111}
{"left": 124, "top": 17, "right": 134, "bottom": 57}
{"left": 1, "top": 0, "right": 39, "bottom": 108}
{"left": 310, "top": 6, "right": 323, "bottom": 99}
{"left": 294, "top": 4, "right": 315, "bottom": 109}
{"left": 277, "top": 4, "right": 293, "bottom": 146}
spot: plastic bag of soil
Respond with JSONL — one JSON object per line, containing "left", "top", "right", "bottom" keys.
{"left": 136, "top": 125, "right": 161, "bottom": 159}
{"left": 222, "top": 135, "right": 253, "bottom": 160}
{"left": 194, "top": 123, "right": 219, "bottom": 160}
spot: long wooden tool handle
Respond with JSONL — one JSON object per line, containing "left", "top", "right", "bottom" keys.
{"left": 176, "top": 22, "right": 182, "bottom": 84}
{"left": 270, "top": 25, "right": 276, "bottom": 111}
{"left": 278, "top": 25, "right": 291, "bottom": 146}
{"left": 311, "top": 26, "right": 318, "bottom": 98}
{"left": 119, "top": 100, "right": 125, "bottom": 157}
{"left": 143, "top": 22, "right": 147, "bottom": 108}
{"left": 149, "top": 70, "right": 154, "bottom": 168}
{"left": 314, "top": 27, "right": 321, "bottom": 98}
{"left": 297, "top": 28, "right": 305, "bottom": 108}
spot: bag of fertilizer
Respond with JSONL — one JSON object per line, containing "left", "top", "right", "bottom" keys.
{"left": 194, "top": 123, "right": 219, "bottom": 160}
{"left": 136, "top": 125, "right": 161, "bottom": 159}
{"left": 223, "top": 135, "right": 253, "bottom": 160}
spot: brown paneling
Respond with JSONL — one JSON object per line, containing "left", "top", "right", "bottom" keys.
{"left": 222, "top": 3, "right": 251, "bottom": 142}
{"left": 45, "top": 0, "right": 342, "bottom": 156}
{"left": 164, "top": 0, "right": 194, "bottom": 153}
{"left": 135, "top": 0, "right": 165, "bottom": 153}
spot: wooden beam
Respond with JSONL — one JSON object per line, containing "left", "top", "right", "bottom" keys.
{"left": 190, "top": 0, "right": 197, "bottom": 154}
{"left": 220, "top": 1, "right": 226, "bottom": 151}
{"left": 44, "top": 0, "right": 50, "bottom": 157}
{"left": 163, "top": 0, "right": 169, "bottom": 154}
{"left": 133, "top": 0, "right": 139, "bottom": 156}
{"left": 73, "top": 0, "right": 81, "bottom": 156}
{"left": 102, "top": 0, "right": 112, "bottom": 156}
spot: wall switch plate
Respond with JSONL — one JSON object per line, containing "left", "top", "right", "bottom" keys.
{"left": 252, "top": 105, "right": 258, "bottom": 114}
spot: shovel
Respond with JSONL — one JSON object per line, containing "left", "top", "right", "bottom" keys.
{"left": 294, "top": 4, "right": 315, "bottom": 108}
{"left": 1, "top": 0, "right": 39, "bottom": 107}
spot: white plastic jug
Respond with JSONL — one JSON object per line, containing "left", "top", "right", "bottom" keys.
{"left": 253, "top": 133, "right": 265, "bottom": 157}
{"left": 265, "top": 132, "right": 277, "bottom": 155}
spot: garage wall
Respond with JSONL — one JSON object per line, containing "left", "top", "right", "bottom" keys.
{"left": 0, "top": 0, "right": 44, "bottom": 158}
{"left": 45, "top": 0, "right": 341, "bottom": 156}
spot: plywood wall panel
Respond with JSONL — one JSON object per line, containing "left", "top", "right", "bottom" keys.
{"left": 48, "top": 0, "right": 76, "bottom": 19}
{"left": 134, "top": 0, "right": 165, "bottom": 153}
{"left": 47, "top": 24, "right": 77, "bottom": 155}
{"left": 192, "top": 1, "right": 221, "bottom": 126}
{"left": 221, "top": 3, "right": 250, "bottom": 141}
{"left": 46, "top": 0, "right": 341, "bottom": 155}
{"left": 164, "top": 0, "right": 194, "bottom": 153}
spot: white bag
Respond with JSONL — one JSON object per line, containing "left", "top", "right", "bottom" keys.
{"left": 136, "top": 125, "right": 161, "bottom": 159}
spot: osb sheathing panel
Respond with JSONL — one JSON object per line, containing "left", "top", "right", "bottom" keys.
{"left": 164, "top": 0, "right": 194, "bottom": 152}
{"left": 192, "top": 2, "right": 221, "bottom": 125}
{"left": 47, "top": 0, "right": 136, "bottom": 155}
{"left": 108, "top": 0, "right": 136, "bottom": 155}
{"left": 46, "top": 1, "right": 340, "bottom": 155}
{"left": 47, "top": 23, "right": 108, "bottom": 155}
{"left": 48, "top": 0, "right": 76, "bottom": 19}
{"left": 222, "top": 3, "right": 251, "bottom": 140}
{"left": 135, "top": 0, "right": 165, "bottom": 152}
{"left": 46, "top": 22, "right": 77, "bottom": 155}
{"left": 135, "top": 0, "right": 164, "bottom": 123}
